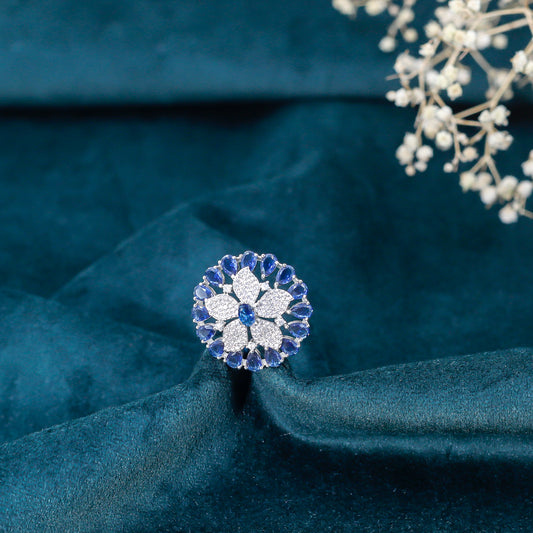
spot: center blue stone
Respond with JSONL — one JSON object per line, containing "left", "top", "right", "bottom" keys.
{"left": 238, "top": 303, "right": 256, "bottom": 326}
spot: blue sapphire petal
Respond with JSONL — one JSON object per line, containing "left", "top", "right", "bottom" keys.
{"left": 208, "top": 339, "right": 224, "bottom": 358}
{"left": 221, "top": 255, "right": 238, "bottom": 276}
{"left": 238, "top": 303, "right": 256, "bottom": 326}
{"left": 226, "top": 351, "right": 243, "bottom": 369}
{"left": 192, "top": 305, "right": 210, "bottom": 322}
{"left": 194, "top": 284, "right": 214, "bottom": 300}
{"left": 241, "top": 251, "right": 257, "bottom": 271}
{"left": 196, "top": 325, "right": 215, "bottom": 341}
{"left": 245, "top": 351, "right": 263, "bottom": 372}
{"left": 288, "top": 282, "right": 308, "bottom": 299}
{"left": 261, "top": 254, "right": 277, "bottom": 277}
{"left": 276, "top": 265, "right": 295, "bottom": 285}
{"left": 281, "top": 337, "right": 299, "bottom": 356}
{"left": 290, "top": 303, "right": 313, "bottom": 319}
{"left": 264, "top": 348, "right": 282, "bottom": 367}
{"left": 287, "top": 321, "right": 309, "bottom": 338}
{"left": 205, "top": 267, "right": 224, "bottom": 286}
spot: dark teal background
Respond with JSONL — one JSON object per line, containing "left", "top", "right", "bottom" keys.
{"left": 1, "top": 1, "right": 533, "bottom": 531}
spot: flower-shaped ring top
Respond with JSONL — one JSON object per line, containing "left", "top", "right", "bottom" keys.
{"left": 192, "top": 252, "right": 312, "bottom": 371}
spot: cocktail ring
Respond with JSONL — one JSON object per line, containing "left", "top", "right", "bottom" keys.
{"left": 192, "top": 252, "right": 312, "bottom": 371}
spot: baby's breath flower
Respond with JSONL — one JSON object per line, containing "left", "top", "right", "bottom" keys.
{"left": 491, "top": 105, "right": 510, "bottom": 126}
{"left": 492, "top": 34, "right": 508, "bottom": 50}
{"left": 496, "top": 175, "right": 518, "bottom": 200}
{"left": 487, "top": 131, "right": 513, "bottom": 153}
{"left": 447, "top": 82, "right": 463, "bottom": 99}
{"left": 522, "top": 152, "right": 533, "bottom": 177}
{"left": 462, "top": 146, "right": 478, "bottom": 162}
{"left": 379, "top": 35, "right": 397, "bottom": 52}
{"left": 333, "top": 0, "right": 356, "bottom": 16}
{"left": 517, "top": 180, "right": 533, "bottom": 199}
{"left": 499, "top": 204, "right": 519, "bottom": 223}
{"left": 480, "top": 185, "right": 498, "bottom": 205}
{"left": 512, "top": 50, "right": 529, "bottom": 73}
{"left": 365, "top": 0, "right": 388, "bottom": 16}
{"left": 460, "top": 171, "right": 476, "bottom": 191}
{"left": 436, "top": 130, "right": 454, "bottom": 150}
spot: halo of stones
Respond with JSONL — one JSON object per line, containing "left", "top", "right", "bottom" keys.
{"left": 192, "top": 252, "right": 312, "bottom": 371}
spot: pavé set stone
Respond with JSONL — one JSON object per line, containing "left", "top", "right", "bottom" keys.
{"left": 192, "top": 252, "right": 312, "bottom": 371}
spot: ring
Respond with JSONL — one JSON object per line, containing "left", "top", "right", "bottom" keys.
{"left": 192, "top": 252, "right": 312, "bottom": 371}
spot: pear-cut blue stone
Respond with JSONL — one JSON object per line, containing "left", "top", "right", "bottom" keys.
{"left": 264, "top": 348, "right": 282, "bottom": 367}
{"left": 261, "top": 254, "right": 277, "bottom": 277}
{"left": 194, "top": 284, "right": 214, "bottom": 300}
{"left": 281, "top": 337, "right": 299, "bottom": 356}
{"left": 288, "top": 282, "right": 308, "bottom": 299}
{"left": 221, "top": 255, "right": 238, "bottom": 276}
{"left": 238, "top": 303, "right": 256, "bottom": 326}
{"left": 241, "top": 251, "right": 257, "bottom": 271}
{"left": 288, "top": 321, "right": 309, "bottom": 338}
{"left": 245, "top": 351, "right": 262, "bottom": 372}
{"left": 276, "top": 265, "right": 294, "bottom": 285}
{"left": 196, "top": 325, "right": 215, "bottom": 341}
{"left": 205, "top": 267, "right": 224, "bottom": 286}
{"left": 290, "top": 303, "right": 313, "bottom": 319}
{"left": 208, "top": 339, "right": 224, "bottom": 358}
{"left": 192, "top": 305, "right": 210, "bottom": 322}
{"left": 226, "top": 351, "right": 243, "bottom": 369}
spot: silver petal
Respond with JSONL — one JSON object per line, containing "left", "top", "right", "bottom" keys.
{"left": 255, "top": 289, "right": 292, "bottom": 318}
{"left": 250, "top": 319, "right": 283, "bottom": 349}
{"left": 223, "top": 319, "right": 249, "bottom": 352}
{"left": 232, "top": 267, "right": 260, "bottom": 304}
{"left": 204, "top": 294, "right": 239, "bottom": 321}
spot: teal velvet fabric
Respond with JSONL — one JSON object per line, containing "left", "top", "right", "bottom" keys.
{"left": 1, "top": 1, "right": 533, "bottom": 531}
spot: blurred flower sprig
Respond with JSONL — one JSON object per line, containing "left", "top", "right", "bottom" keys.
{"left": 333, "top": 0, "right": 533, "bottom": 223}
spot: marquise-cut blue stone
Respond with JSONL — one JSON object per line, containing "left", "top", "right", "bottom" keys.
{"left": 246, "top": 351, "right": 262, "bottom": 372}
{"left": 208, "top": 339, "right": 224, "bottom": 358}
{"left": 290, "top": 303, "right": 313, "bottom": 319}
{"left": 288, "top": 321, "right": 309, "bottom": 338}
{"left": 288, "top": 282, "right": 308, "bottom": 299}
{"left": 226, "top": 352, "right": 243, "bottom": 369}
{"left": 264, "top": 348, "right": 282, "bottom": 367}
{"left": 205, "top": 267, "right": 224, "bottom": 286}
{"left": 281, "top": 337, "right": 299, "bottom": 356}
{"left": 196, "top": 325, "right": 215, "bottom": 341}
{"left": 192, "top": 305, "right": 210, "bottom": 322}
{"left": 238, "top": 303, "right": 256, "bottom": 326}
{"left": 261, "top": 254, "right": 277, "bottom": 277}
{"left": 276, "top": 265, "right": 294, "bottom": 285}
{"left": 194, "top": 284, "right": 214, "bottom": 300}
{"left": 241, "top": 251, "right": 257, "bottom": 271}
{"left": 221, "top": 255, "right": 238, "bottom": 276}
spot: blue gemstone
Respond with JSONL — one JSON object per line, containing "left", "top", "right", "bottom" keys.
{"left": 196, "top": 325, "right": 215, "bottom": 341}
{"left": 192, "top": 305, "right": 210, "bottom": 322}
{"left": 246, "top": 351, "right": 262, "bottom": 372}
{"left": 194, "top": 284, "right": 214, "bottom": 300}
{"left": 238, "top": 303, "right": 256, "bottom": 326}
{"left": 287, "top": 322, "right": 309, "bottom": 338}
{"left": 288, "top": 282, "right": 308, "bottom": 299}
{"left": 241, "top": 251, "right": 257, "bottom": 271}
{"left": 264, "top": 348, "right": 282, "bottom": 367}
{"left": 221, "top": 255, "right": 238, "bottom": 276}
{"left": 226, "top": 352, "right": 243, "bottom": 369}
{"left": 261, "top": 254, "right": 277, "bottom": 277}
{"left": 205, "top": 267, "right": 224, "bottom": 286}
{"left": 281, "top": 337, "right": 299, "bottom": 356}
{"left": 276, "top": 265, "right": 295, "bottom": 285}
{"left": 290, "top": 303, "right": 313, "bottom": 319}
{"left": 208, "top": 339, "right": 224, "bottom": 358}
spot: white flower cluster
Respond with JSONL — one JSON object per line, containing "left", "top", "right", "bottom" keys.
{"left": 333, "top": 0, "right": 533, "bottom": 223}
